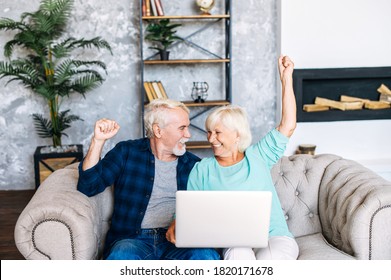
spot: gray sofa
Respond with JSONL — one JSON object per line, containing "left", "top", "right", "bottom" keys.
{"left": 15, "top": 154, "right": 391, "bottom": 259}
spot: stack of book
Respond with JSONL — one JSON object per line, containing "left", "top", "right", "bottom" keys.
{"left": 142, "top": 0, "right": 164, "bottom": 16}
{"left": 144, "top": 81, "right": 168, "bottom": 102}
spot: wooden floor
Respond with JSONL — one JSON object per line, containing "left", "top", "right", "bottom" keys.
{"left": 0, "top": 190, "right": 35, "bottom": 260}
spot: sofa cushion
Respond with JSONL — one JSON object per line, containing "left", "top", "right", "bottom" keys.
{"left": 271, "top": 154, "right": 341, "bottom": 238}
{"left": 296, "top": 233, "right": 355, "bottom": 260}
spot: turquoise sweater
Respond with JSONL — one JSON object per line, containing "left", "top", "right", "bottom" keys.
{"left": 187, "top": 129, "right": 293, "bottom": 238}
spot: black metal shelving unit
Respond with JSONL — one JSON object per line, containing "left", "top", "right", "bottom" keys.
{"left": 139, "top": 0, "right": 232, "bottom": 149}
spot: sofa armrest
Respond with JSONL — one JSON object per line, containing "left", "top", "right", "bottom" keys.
{"left": 14, "top": 163, "right": 112, "bottom": 260}
{"left": 319, "top": 158, "right": 391, "bottom": 259}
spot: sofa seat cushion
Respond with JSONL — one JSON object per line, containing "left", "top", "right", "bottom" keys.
{"left": 296, "top": 233, "right": 355, "bottom": 260}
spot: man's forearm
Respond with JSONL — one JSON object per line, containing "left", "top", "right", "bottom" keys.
{"left": 82, "top": 138, "right": 106, "bottom": 171}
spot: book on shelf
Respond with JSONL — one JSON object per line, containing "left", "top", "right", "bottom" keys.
{"left": 144, "top": 81, "right": 168, "bottom": 102}
{"left": 157, "top": 81, "right": 168, "bottom": 98}
{"left": 150, "top": 0, "right": 158, "bottom": 17}
{"left": 143, "top": 0, "right": 164, "bottom": 16}
{"left": 151, "top": 81, "right": 163, "bottom": 98}
{"left": 144, "top": 81, "right": 155, "bottom": 101}
{"left": 142, "top": 0, "right": 146, "bottom": 16}
{"left": 154, "top": 0, "right": 164, "bottom": 16}
{"left": 145, "top": 0, "right": 151, "bottom": 16}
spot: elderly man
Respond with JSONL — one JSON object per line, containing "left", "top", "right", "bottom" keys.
{"left": 77, "top": 99, "right": 220, "bottom": 260}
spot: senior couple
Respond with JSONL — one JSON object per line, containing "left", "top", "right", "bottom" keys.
{"left": 77, "top": 56, "right": 299, "bottom": 260}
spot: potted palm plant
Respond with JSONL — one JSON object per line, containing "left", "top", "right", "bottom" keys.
{"left": 0, "top": 0, "right": 112, "bottom": 147}
{"left": 145, "top": 19, "right": 182, "bottom": 60}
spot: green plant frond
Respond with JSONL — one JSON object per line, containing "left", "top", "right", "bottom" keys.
{"left": 11, "top": 61, "right": 39, "bottom": 79}
{"left": 72, "top": 69, "right": 103, "bottom": 79}
{"left": 40, "top": 0, "right": 73, "bottom": 26}
{"left": 3, "top": 40, "right": 21, "bottom": 58}
{"left": 72, "top": 60, "right": 107, "bottom": 71}
{"left": 55, "top": 58, "right": 73, "bottom": 72}
{"left": 0, "top": 61, "right": 13, "bottom": 77}
{"left": 70, "top": 74, "right": 104, "bottom": 94}
{"left": 13, "top": 30, "right": 46, "bottom": 55}
{"left": 51, "top": 43, "right": 70, "bottom": 58}
{"left": 54, "top": 59, "right": 79, "bottom": 84}
{"left": 0, "top": 61, "right": 40, "bottom": 87}
{"left": 35, "top": 84, "right": 57, "bottom": 99}
{"left": 67, "top": 37, "right": 112, "bottom": 54}
{"left": 0, "top": 18, "right": 28, "bottom": 32}
{"left": 34, "top": 13, "right": 58, "bottom": 35}
{"left": 58, "top": 109, "right": 82, "bottom": 136}
{"left": 32, "top": 113, "right": 53, "bottom": 138}
{"left": 55, "top": 36, "right": 76, "bottom": 47}
{"left": 20, "top": 12, "right": 35, "bottom": 22}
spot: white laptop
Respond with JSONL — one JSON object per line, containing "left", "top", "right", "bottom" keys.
{"left": 175, "top": 190, "right": 272, "bottom": 248}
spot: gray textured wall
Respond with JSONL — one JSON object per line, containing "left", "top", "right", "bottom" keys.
{"left": 0, "top": 0, "right": 278, "bottom": 190}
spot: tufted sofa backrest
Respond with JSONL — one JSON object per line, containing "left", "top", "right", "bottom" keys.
{"left": 271, "top": 154, "right": 342, "bottom": 238}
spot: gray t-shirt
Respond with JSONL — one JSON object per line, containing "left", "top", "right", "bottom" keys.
{"left": 141, "top": 157, "right": 178, "bottom": 229}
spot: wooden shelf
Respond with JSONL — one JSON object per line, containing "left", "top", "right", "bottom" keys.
{"left": 142, "top": 15, "right": 230, "bottom": 20}
{"left": 182, "top": 100, "right": 230, "bottom": 107}
{"left": 144, "top": 59, "right": 230, "bottom": 65}
{"left": 186, "top": 141, "right": 211, "bottom": 149}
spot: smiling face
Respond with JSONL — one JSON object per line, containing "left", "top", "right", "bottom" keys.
{"left": 207, "top": 122, "right": 239, "bottom": 159}
{"left": 157, "top": 107, "right": 191, "bottom": 157}
{"left": 205, "top": 105, "right": 252, "bottom": 156}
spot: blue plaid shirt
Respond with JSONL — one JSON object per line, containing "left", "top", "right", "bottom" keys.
{"left": 77, "top": 138, "right": 200, "bottom": 256}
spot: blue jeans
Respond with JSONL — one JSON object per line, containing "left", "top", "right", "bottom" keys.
{"left": 105, "top": 228, "right": 220, "bottom": 260}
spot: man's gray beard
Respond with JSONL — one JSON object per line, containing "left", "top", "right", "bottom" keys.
{"left": 173, "top": 145, "right": 186, "bottom": 156}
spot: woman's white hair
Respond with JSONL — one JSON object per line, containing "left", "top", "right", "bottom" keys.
{"left": 144, "top": 99, "right": 189, "bottom": 138}
{"left": 205, "top": 105, "right": 252, "bottom": 152}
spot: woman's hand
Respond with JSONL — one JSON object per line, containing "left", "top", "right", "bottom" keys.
{"left": 166, "top": 219, "right": 176, "bottom": 244}
{"left": 277, "top": 55, "right": 297, "bottom": 138}
{"left": 278, "top": 55, "right": 294, "bottom": 82}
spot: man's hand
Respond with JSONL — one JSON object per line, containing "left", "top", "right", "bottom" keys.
{"left": 94, "top": 118, "right": 120, "bottom": 141}
{"left": 166, "top": 219, "right": 176, "bottom": 244}
{"left": 82, "top": 118, "right": 120, "bottom": 171}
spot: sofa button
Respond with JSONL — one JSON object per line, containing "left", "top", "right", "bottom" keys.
{"left": 285, "top": 215, "right": 289, "bottom": 220}
{"left": 280, "top": 172, "right": 284, "bottom": 176}
{"left": 150, "top": 177, "right": 154, "bottom": 181}
{"left": 295, "top": 191, "right": 299, "bottom": 196}
{"left": 309, "top": 213, "right": 314, "bottom": 218}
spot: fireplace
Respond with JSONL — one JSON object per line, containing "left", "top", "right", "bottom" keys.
{"left": 293, "top": 67, "right": 391, "bottom": 122}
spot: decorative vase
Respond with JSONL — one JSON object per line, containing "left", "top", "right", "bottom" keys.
{"left": 191, "top": 82, "right": 209, "bottom": 103}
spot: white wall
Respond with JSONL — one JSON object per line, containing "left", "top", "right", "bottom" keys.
{"left": 278, "top": 0, "right": 391, "bottom": 179}
{"left": 279, "top": 0, "right": 391, "bottom": 68}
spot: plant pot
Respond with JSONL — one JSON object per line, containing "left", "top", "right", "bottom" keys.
{"left": 159, "top": 50, "right": 170, "bottom": 60}
{"left": 33, "top": 144, "right": 84, "bottom": 189}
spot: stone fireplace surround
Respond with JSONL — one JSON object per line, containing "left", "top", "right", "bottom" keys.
{"left": 294, "top": 66, "right": 391, "bottom": 123}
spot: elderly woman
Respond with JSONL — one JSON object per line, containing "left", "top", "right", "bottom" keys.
{"left": 167, "top": 56, "right": 299, "bottom": 260}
